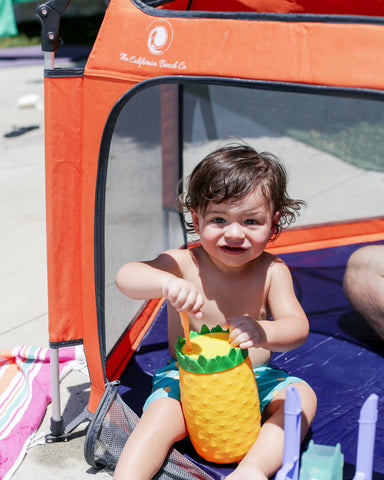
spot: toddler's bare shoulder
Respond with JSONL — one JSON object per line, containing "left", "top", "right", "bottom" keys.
{"left": 261, "top": 251, "right": 288, "bottom": 270}
{"left": 160, "top": 247, "right": 200, "bottom": 267}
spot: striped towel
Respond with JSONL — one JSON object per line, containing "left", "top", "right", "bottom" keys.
{"left": 0, "top": 346, "right": 82, "bottom": 480}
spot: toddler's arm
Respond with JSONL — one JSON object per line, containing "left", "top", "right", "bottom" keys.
{"left": 116, "top": 252, "right": 203, "bottom": 318}
{"left": 227, "top": 260, "right": 308, "bottom": 351}
{"left": 260, "top": 259, "right": 309, "bottom": 351}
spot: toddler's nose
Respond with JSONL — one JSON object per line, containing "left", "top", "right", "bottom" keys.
{"left": 224, "top": 223, "right": 245, "bottom": 242}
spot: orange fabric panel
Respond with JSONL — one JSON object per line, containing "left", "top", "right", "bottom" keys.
{"left": 45, "top": 76, "right": 84, "bottom": 344}
{"left": 267, "top": 218, "right": 384, "bottom": 254}
{"left": 106, "top": 298, "right": 166, "bottom": 381}
{"left": 44, "top": 72, "right": 138, "bottom": 410}
{"left": 162, "top": 0, "right": 384, "bottom": 15}
{"left": 85, "top": 0, "right": 384, "bottom": 92}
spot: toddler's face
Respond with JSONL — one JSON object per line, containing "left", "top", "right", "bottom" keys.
{"left": 191, "top": 187, "right": 279, "bottom": 272}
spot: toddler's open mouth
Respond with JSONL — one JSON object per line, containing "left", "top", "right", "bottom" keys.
{"left": 221, "top": 245, "right": 246, "bottom": 254}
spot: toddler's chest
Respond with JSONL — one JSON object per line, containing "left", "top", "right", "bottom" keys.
{"left": 201, "top": 285, "right": 268, "bottom": 321}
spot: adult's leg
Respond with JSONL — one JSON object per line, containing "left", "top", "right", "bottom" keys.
{"left": 225, "top": 381, "right": 317, "bottom": 480}
{"left": 114, "top": 397, "right": 187, "bottom": 480}
{"left": 343, "top": 245, "right": 384, "bottom": 340}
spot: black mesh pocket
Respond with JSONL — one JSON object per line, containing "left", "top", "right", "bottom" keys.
{"left": 84, "top": 382, "right": 215, "bottom": 480}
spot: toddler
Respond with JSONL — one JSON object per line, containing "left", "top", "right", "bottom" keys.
{"left": 114, "top": 144, "right": 317, "bottom": 480}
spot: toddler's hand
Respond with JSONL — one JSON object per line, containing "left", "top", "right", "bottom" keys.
{"left": 162, "top": 277, "right": 203, "bottom": 319}
{"left": 226, "top": 316, "right": 266, "bottom": 349}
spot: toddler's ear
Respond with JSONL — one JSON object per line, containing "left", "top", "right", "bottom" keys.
{"left": 271, "top": 211, "right": 281, "bottom": 236}
{"left": 191, "top": 209, "right": 200, "bottom": 234}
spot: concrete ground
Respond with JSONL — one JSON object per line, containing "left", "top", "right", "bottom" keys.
{"left": 1, "top": 57, "right": 383, "bottom": 479}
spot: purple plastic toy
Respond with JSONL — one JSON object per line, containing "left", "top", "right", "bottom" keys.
{"left": 276, "top": 386, "right": 302, "bottom": 480}
{"left": 353, "top": 394, "right": 378, "bottom": 480}
{"left": 276, "top": 388, "right": 379, "bottom": 480}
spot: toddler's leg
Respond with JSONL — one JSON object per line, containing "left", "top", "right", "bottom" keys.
{"left": 226, "top": 382, "right": 317, "bottom": 480}
{"left": 114, "top": 397, "right": 188, "bottom": 480}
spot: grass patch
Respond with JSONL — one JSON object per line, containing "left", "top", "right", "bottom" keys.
{"left": 289, "top": 122, "right": 384, "bottom": 172}
{"left": 212, "top": 86, "right": 384, "bottom": 172}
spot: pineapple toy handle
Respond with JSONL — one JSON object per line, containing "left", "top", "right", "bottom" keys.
{"left": 179, "top": 312, "right": 192, "bottom": 351}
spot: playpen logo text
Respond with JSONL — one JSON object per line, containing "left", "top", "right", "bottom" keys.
{"left": 119, "top": 20, "right": 187, "bottom": 71}
{"left": 120, "top": 53, "right": 187, "bottom": 71}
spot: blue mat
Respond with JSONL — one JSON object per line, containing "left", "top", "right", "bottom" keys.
{"left": 118, "top": 241, "right": 384, "bottom": 480}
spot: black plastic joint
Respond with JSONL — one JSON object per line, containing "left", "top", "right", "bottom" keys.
{"left": 36, "top": 0, "right": 71, "bottom": 52}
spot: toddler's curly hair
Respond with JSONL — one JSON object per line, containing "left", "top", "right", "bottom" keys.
{"left": 179, "top": 144, "right": 306, "bottom": 238}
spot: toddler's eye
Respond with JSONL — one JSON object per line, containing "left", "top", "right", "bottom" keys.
{"left": 244, "top": 219, "right": 258, "bottom": 225}
{"left": 212, "top": 217, "right": 226, "bottom": 224}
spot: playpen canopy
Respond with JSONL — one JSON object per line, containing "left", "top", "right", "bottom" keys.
{"left": 40, "top": 0, "right": 384, "bottom": 431}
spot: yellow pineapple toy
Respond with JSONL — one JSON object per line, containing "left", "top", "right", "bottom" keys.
{"left": 175, "top": 323, "right": 261, "bottom": 464}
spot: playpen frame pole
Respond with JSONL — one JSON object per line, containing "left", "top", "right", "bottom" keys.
{"left": 49, "top": 347, "right": 65, "bottom": 438}
{"left": 37, "top": 0, "right": 71, "bottom": 440}
{"left": 44, "top": 51, "right": 55, "bottom": 69}
{"left": 43, "top": 26, "right": 60, "bottom": 440}
{"left": 37, "top": 0, "right": 64, "bottom": 437}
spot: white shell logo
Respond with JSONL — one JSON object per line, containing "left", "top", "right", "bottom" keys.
{"left": 147, "top": 20, "right": 173, "bottom": 55}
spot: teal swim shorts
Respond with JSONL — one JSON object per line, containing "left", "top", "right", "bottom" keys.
{"left": 143, "top": 358, "right": 305, "bottom": 412}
